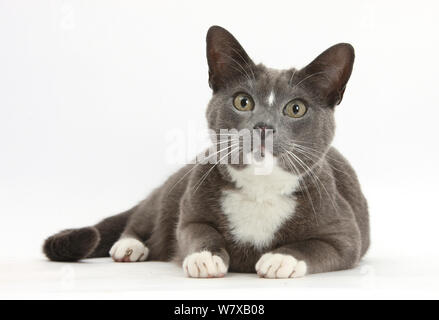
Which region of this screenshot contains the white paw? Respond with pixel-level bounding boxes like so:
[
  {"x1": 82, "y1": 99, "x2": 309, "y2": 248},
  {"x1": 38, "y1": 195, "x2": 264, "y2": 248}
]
[
  {"x1": 255, "y1": 253, "x2": 307, "y2": 278},
  {"x1": 183, "y1": 251, "x2": 228, "y2": 278},
  {"x1": 109, "y1": 238, "x2": 149, "y2": 262}
]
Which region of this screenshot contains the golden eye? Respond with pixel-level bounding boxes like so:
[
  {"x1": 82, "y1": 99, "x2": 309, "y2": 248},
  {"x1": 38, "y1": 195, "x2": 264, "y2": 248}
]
[
  {"x1": 284, "y1": 100, "x2": 307, "y2": 118},
  {"x1": 233, "y1": 93, "x2": 254, "y2": 111}
]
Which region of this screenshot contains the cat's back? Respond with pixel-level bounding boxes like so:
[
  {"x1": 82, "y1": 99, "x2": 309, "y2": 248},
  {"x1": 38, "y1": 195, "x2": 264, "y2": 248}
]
[{"x1": 326, "y1": 147, "x2": 369, "y2": 256}]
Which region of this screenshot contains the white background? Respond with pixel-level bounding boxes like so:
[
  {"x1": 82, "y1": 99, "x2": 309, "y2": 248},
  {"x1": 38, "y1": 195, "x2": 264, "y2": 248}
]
[{"x1": 1, "y1": 0, "x2": 439, "y2": 299}]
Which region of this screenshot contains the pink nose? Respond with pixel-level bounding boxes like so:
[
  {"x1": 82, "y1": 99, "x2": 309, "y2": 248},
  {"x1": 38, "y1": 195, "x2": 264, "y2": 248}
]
[{"x1": 253, "y1": 122, "x2": 275, "y2": 133}]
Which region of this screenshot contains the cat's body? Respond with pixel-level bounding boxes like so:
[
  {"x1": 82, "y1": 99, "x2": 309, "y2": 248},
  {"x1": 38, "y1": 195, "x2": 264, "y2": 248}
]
[{"x1": 44, "y1": 26, "x2": 369, "y2": 278}]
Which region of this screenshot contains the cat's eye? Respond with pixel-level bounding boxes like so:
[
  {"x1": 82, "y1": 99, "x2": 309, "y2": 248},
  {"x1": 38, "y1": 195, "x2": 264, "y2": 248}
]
[
  {"x1": 233, "y1": 93, "x2": 254, "y2": 111},
  {"x1": 283, "y1": 100, "x2": 308, "y2": 118}
]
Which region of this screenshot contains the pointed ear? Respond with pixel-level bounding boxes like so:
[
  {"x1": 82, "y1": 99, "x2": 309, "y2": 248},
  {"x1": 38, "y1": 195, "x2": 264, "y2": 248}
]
[
  {"x1": 206, "y1": 26, "x2": 256, "y2": 92},
  {"x1": 297, "y1": 43, "x2": 355, "y2": 107}
]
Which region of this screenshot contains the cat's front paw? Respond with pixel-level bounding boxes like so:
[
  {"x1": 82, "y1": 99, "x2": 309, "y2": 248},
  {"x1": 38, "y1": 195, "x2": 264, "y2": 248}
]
[
  {"x1": 255, "y1": 253, "x2": 307, "y2": 278},
  {"x1": 109, "y1": 238, "x2": 149, "y2": 262},
  {"x1": 183, "y1": 251, "x2": 228, "y2": 278}
]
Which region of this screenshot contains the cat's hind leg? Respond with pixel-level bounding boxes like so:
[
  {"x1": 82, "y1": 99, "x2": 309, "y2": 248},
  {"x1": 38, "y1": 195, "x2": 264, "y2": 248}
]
[{"x1": 43, "y1": 207, "x2": 135, "y2": 262}]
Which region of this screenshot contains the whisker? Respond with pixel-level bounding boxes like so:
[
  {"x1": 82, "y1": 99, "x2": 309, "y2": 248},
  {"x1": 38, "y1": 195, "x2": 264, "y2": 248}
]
[
  {"x1": 286, "y1": 150, "x2": 323, "y2": 203},
  {"x1": 288, "y1": 69, "x2": 297, "y2": 87},
  {"x1": 167, "y1": 143, "x2": 239, "y2": 194},
  {"x1": 218, "y1": 51, "x2": 253, "y2": 86},
  {"x1": 192, "y1": 145, "x2": 240, "y2": 193},
  {"x1": 292, "y1": 144, "x2": 348, "y2": 171},
  {"x1": 290, "y1": 143, "x2": 346, "y2": 165},
  {"x1": 292, "y1": 71, "x2": 327, "y2": 89},
  {"x1": 229, "y1": 47, "x2": 256, "y2": 81},
  {"x1": 282, "y1": 147, "x2": 319, "y2": 225},
  {"x1": 286, "y1": 148, "x2": 339, "y2": 213}
]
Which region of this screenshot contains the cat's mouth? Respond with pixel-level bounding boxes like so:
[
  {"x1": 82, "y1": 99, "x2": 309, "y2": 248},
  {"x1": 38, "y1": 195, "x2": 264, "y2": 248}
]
[
  {"x1": 253, "y1": 146, "x2": 265, "y2": 162},
  {"x1": 260, "y1": 129, "x2": 267, "y2": 157},
  {"x1": 258, "y1": 139, "x2": 266, "y2": 158},
  {"x1": 252, "y1": 127, "x2": 274, "y2": 160}
]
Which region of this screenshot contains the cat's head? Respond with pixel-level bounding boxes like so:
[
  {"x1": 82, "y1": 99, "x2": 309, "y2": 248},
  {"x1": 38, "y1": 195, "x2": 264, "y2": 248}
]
[{"x1": 205, "y1": 26, "x2": 354, "y2": 173}]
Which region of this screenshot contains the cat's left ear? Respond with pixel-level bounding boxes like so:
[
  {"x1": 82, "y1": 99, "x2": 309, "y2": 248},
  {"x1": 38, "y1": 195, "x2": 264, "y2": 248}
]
[
  {"x1": 206, "y1": 26, "x2": 256, "y2": 92},
  {"x1": 297, "y1": 43, "x2": 355, "y2": 107}
]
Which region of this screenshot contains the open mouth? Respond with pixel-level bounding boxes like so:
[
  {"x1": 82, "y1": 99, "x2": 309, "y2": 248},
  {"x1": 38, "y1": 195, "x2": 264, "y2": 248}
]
[
  {"x1": 260, "y1": 129, "x2": 266, "y2": 157},
  {"x1": 253, "y1": 127, "x2": 274, "y2": 161}
]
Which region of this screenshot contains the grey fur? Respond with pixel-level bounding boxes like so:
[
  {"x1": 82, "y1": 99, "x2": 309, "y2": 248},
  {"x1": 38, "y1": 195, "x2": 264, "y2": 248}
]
[{"x1": 43, "y1": 26, "x2": 369, "y2": 276}]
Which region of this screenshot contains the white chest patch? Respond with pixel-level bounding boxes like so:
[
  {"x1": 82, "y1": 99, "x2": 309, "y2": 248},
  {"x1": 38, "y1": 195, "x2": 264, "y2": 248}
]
[{"x1": 221, "y1": 155, "x2": 300, "y2": 249}]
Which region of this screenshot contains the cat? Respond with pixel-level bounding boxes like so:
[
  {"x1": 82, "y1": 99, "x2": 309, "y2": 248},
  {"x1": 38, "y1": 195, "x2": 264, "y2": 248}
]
[{"x1": 43, "y1": 26, "x2": 369, "y2": 278}]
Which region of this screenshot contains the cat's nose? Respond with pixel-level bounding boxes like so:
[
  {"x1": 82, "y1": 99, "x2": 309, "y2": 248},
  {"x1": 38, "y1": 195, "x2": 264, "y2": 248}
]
[{"x1": 253, "y1": 122, "x2": 276, "y2": 133}]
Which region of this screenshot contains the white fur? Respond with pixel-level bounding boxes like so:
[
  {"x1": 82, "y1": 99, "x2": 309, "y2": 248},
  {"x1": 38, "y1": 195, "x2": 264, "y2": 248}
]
[
  {"x1": 267, "y1": 90, "x2": 275, "y2": 106},
  {"x1": 255, "y1": 253, "x2": 307, "y2": 278},
  {"x1": 221, "y1": 154, "x2": 300, "y2": 249},
  {"x1": 183, "y1": 251, "x2": 228, "y2": 278},
  {"x1": 109, "y1": 238, "x2": 149, "y2": 262}
]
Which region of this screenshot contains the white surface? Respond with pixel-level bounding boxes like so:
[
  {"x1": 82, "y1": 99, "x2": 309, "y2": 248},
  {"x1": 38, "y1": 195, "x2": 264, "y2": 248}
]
[
  {"x1": 1, "y1": 254, "x2": 439, "y2": 299},
  {"x1": 1, "y1": 0, "x2": 439, "y2": 299},
  {"x1": 1, "y1": 184, "x2": 438, "y2": 299}
]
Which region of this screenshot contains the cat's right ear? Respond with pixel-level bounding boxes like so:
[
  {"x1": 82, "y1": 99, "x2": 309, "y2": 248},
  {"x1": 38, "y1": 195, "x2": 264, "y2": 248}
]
[
  {"x1": 296, "y1": 43, "x2": 355, "y2": 107},
  {"x1": 206, "y1": 26, "x2": 255, "y2": 92}
]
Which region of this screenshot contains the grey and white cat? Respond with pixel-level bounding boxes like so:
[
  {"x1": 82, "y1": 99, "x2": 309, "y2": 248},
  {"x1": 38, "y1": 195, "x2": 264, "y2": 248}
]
[{"x1": 43, "y1": 26, "x2": 369, "y2": 278}]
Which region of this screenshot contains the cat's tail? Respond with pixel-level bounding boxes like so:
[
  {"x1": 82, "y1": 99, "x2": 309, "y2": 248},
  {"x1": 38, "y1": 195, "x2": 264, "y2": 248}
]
[{"x1": 43, "y1": 206, "x2": 136, "y2": 262}]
